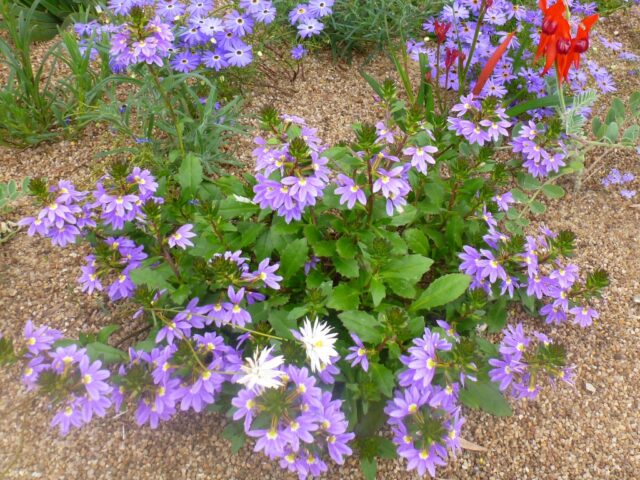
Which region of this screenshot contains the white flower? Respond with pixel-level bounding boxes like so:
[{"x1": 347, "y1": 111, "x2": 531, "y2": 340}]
[
  {"x1": 237, "y1": 346, "x2": 285, "y2": 391},
  {"x1": 296, "y1": 317, "x2": 338, "y2": 372}
]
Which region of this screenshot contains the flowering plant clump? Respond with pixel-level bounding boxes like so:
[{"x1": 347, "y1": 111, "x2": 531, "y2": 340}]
[
  {"x1": 72, "y1": 0, "x2": 335, "y2": 171},
  {"x1": 4, "y1": 0, "x2": 640, "y2": 478}
]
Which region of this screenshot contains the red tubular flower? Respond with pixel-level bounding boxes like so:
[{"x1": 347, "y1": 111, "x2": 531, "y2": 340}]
[
  {"x1": 535, "y1": 0, "x2": 571, "y2": 78},
  {"x1": 558, "y1": 14, "x2": 598, "y2": 80},
  {"x1": 445, "y1": 47, "x2": 464, "y2": 71},
  {"x1": 434, "y1": 20, "x2": 452, "y2": 44}
]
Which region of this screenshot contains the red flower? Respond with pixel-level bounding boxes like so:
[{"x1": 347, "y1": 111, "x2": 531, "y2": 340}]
[
  {"x1": 535, "y1": 0, "x2": 598, "y2": 83},
  {"x1": 434, "y1": 21, "x2": 452, "y2": 44},
  {"x1": 535, "y1": 0, "x2": 572, "y2": 78},
  {"x1": 558, "y1": 14, "x2": 598, "y2": 80}
]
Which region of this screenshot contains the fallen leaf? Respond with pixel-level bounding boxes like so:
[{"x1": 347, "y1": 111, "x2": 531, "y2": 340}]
[{"x1": 459, "y1": 437, "x2": 488, "y2": 452}]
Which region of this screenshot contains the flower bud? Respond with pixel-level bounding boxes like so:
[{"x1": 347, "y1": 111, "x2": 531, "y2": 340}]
[
  {"x1": 556, "y1": 38, "x2": 571, "y2": 54},
  {"x1": 541, "y1": 18, "x2": 558, "y2": 35},
  {"x1": 573, "y1": 38, "x2": 589, "y2": 53}
]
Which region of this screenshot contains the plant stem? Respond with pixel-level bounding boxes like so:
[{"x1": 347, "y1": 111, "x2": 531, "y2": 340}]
[{"x1": 147, "y1": 65, "x2": 185, "y2": 157}]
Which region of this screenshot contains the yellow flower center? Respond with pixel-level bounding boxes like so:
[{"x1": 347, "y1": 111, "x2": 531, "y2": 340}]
[{"x1": 82, "y1": 374, "x2": 92, "y2": 384}]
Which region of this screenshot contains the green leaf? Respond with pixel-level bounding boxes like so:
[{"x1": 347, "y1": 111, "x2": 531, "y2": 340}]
[
  {"x1": 541, "y1": 184, "x2": 565, "y2": 199},
  {"x1": 334, "y1": 257, "x2": 359, "y2": 278},
  {"x1": 485, "y1": 297, "x2": 508, "y2": 332},
  {"x1": 218, "y1": 198, "x2": 259, "y2": 219},
  {"x1": 177, "y1": 153, "x2": 203, "y2": 195},
  {"x1": 404, "y1": 228, "x2": 429, "y2": 255},
  {"x1": 336, "y1": 236, "x2": 357, "y2": 259},
  {"x1": 268, "y1": 310, "x2": 296, "y2": 340},
  {"x1": 604, "y1": 122, "x2": 619, "y2": 143},
  {"x1": 278, "y1": 238, "x2": 308, "y2": 278},
  {"x1": 369, "y1": 363, "x2": 395, "y2": 398},
  {"x1": 222, "y1": 422, "x2": 246, "y2": 454},
  {"x1": 327, "y1": 284, "x2": 360, "y2": 311},
  {"x1": 410, "y1": 274, "x2": 471, "y2": 312},
  {"x1": 96, "y1": 325, "x2": 120, "y2": 344},
  {"x1": 460, "y1": 380, "x2": 512, "y2": 416},
  {"x1": 86, "y1": 342, "x2": 127, "y2": 365},
  {"x1": 370, "y1": 277, "x2": 386, "y2": 307},
  {"x1": 530, "y1": 200, "x2": 546, "y2": 214},
  {"x1": 129, "y1": 263, "x2": 175, "y2": 291},
  {"x1": 380, "y1": 255, "x2": 433, "y2": 282},
  {"x1": 518, "y1": 173, "x2": 541, "y2": 191},
  {"x1": 360, "y1": 457, "x2": 377, "y2": 480},
  {"x1": 338, "y1": 311, "x2": 382, "y2": 343}
]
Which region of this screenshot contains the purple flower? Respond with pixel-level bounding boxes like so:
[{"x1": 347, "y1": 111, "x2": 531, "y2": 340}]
[
  {"x1": 168, "y1": 224, "x2": 196, "y2": 249},
  {"x1": 399, "y1": 329, "x2": 452, "y2": 389},
  {"x1": 171, "y1": 51, "x2": 200, "y2": 73},
  {"x1": 297, "y1": 18, "x2": 324, "y2": 38},
  {"x1": 334, "y1": 175, "x2": 366, "y2": 209},
  {"x1": 79, "y1": 356, "x2": 112, "y2": 400},
  {"x1": 569, "y1": 306, "x2": 599, "y2": 327},
  {"x1": 242, "y1": 258, "x2": 283, "y2": 289},
  {"x1": 23, "y1": 320, "x2": 62, "y2": 356},
  {"x1": 403, "y1": 144, "x2": 438, "y2": 174},
  {"x1": 223, "y1": 286, "x2": 252, "y2": 327},
  {"x1": 492, "y1": 191, "x2": 515, "y2": 212},
  {"x1": 345, "y1": 334, "x2": 368, "y2": 372},
  {"x1": 224, "y1": 42, "x2": 253, "y2": 67},
  {"x1": 291, "y1": 44, "x2": 307, "y2": 60}
]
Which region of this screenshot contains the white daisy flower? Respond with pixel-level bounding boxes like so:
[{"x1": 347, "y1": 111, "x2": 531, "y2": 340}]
[
  {"x1": 295, "y1": 317, "x2": 338, "y2": 372},
  {"x1": 237, "y1": 346, "x2": 285, "y2": 391}
]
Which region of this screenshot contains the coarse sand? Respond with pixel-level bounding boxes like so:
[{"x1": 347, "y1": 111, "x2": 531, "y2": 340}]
[{"x1": 1, "y1": 7, "x2": 639, "y2": 480}]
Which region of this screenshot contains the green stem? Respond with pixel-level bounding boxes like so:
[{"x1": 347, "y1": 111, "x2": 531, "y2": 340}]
[{"x1": 147, "y1": 65, "x2": 185, "y2": 157}]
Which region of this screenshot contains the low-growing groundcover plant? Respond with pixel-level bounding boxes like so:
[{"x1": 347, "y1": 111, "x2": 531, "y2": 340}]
[
  {"x1": 70, "y1": 0, "x2": 334, "y2": 171},
  {"x1": 2, "y1": 0, "x2": 640, "y2": 478}
]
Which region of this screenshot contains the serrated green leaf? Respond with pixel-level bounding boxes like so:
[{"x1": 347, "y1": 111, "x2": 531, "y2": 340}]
[
  {"x1": 369, "y1": 363, "x2": 395, "y2": 398},
  {"x1": 380, "y1": 255, "x2": 433, "y2": 282},
  {"x1": 278, "y1": 238, "x2": 308, "y2": 278},
  {"x1": 460, "y1": 380, "x2": 512, "y2": 416},
  {"x1": 129, "y1": 263, "x2": 174, "y2": 291},
  {"x1": 403, "y1": 228, "x2": 429, "y2": 255},
  {"x1": 334, "y1": 257, "x2": 359, "y2": 278},
  {"x1": 86, "y1": 342, "x2": 127, "y2": 365},
  {"x1": 410, "y1": 274, "x2": 471, "y2": 312},
  {"x1": 327, "y1": 284, "x2": 360, "y2": 311},
  {"x1": 218, "y1": 198, "x2": 259, "y2": 219},
  {"x1": 338, "y1": 310, "x2": 382, "y2": 343},
  {"x1": 336, "y1": 236, "x2": 357, "y2": 259}
]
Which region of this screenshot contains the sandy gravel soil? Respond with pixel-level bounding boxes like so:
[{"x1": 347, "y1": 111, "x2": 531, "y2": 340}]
[{"x1": 1, "y1": 7, "x2": 640, "y2": 480}]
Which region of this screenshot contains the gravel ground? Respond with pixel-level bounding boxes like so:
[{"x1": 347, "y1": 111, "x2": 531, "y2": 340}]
[{"x1": 1, "y1": 8, "x2": 640, "y2": 479}]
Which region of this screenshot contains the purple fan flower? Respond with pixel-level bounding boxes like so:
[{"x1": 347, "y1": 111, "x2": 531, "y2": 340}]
[
  {"x1": 23, "y1": 320, "x2": 62, "y2": 356},
  {"x1": 345, "y1": 334, "x2": 369, "y2": 371},
  {"x1": 569, "y1": 306, "x2": 599, "y2": 327},
  {"x1": 168, "y1": 224, "x2": 196, "y2": 249},
  {"x1": 334, "y1": 175, "x2": 366, "y2": 209},
  {"x1": 403, "y1": 145, "x2": 438, "y2": 174}
]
